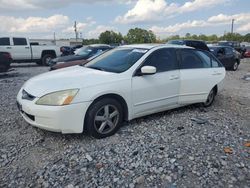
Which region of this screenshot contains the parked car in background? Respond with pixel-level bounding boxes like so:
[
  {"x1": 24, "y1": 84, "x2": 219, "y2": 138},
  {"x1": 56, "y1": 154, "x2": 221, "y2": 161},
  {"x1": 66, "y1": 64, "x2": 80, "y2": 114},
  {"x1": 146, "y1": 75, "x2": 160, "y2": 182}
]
[
  {"x1": 0, "y1": 52, "x2": 12, "y2": 73},
  {"x1": 0, "y1": 37, "x2": 60, "y2": 66},
  {"x1": 60, "y1": 46, "x2": 73, "y2": 56},
  {"x1": 244, "y1": 46, "x2": 250, "y2": 58},
  {"x1": 218, "y1": 41, "x2": 246, "y2": 58},
  {"x1": 167, "y1": 39, "x2": 210, "y2": 51},
  {"x1": 49, "y1": 44, "x2": 112, "y2": 66},
  {"x1": 209, "y1": 46, "x2": 241, "y2": 71},
  {"x1": 60, "y1": 45, "x2": 83, "y2": 56},
  {"x1": 50, "y1": 59, "x2": 88, "y2": 71},
  {"x1": 71, "y1": 45, "x2": 83, "y2": 52},
  {"x1": 50, "y1": 50, "x2": 108, "y2": 71},
  {"x1": 17, "y1": 44, "x2": 225, "y2": 138}
]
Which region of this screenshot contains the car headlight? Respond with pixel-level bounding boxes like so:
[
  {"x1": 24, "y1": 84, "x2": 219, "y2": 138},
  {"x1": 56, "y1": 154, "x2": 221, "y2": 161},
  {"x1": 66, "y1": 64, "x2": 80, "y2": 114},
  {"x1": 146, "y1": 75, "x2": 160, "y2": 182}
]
[{"x1": 36, "y1": 89, "x2": 79, "y2": 106}]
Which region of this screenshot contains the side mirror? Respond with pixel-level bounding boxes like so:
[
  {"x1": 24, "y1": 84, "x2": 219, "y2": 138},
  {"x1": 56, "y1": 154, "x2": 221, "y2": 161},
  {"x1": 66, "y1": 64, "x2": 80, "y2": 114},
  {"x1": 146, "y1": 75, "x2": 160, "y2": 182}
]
[{"x1": 141, "y1": 66, "x2": 156, "y2": 75}]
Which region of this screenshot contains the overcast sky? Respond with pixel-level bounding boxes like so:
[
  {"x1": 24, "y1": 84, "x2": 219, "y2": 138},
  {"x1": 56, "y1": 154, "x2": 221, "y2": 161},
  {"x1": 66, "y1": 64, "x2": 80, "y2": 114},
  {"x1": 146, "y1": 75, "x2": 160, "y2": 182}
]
[{"x1": 0, "y1": 0, "x2": 249, "y2": 39}]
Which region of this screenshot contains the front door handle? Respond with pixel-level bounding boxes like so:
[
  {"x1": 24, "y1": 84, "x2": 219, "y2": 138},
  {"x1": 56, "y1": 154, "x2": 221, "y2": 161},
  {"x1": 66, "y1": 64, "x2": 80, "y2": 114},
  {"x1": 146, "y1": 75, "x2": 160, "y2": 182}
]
[
  {"x1": 6, "y1": 47, "x2": 12, "y2": 49},
  {"x1": 25, "y1": 47, "x2": 30, "y2": 49}
]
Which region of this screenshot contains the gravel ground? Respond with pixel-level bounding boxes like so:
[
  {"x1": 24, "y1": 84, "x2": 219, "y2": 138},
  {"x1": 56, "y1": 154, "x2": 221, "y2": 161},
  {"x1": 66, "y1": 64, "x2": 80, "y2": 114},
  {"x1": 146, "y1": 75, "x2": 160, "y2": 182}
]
[{"x1": 0, "y1": 60, "x2": 250, "y2": 188}]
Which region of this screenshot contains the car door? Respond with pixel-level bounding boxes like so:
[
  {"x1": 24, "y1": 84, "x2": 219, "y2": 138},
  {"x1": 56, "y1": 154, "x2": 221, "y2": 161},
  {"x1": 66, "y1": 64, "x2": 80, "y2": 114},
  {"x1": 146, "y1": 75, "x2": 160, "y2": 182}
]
[
  {"x1": 132, "y1": 48, "x2": 180, "y2": 116},
  {"x1": 178, "y1": 49, "x2": 225, "y2": 104},
  {"x1": 12, "y1": 37, "x2": 31, "y2": 60},
  {"x1": 215, "y1": 47, "x2": 228, "y2": 68},
  {"x1": 225, "y1": 47, "x2": 235, "y2": 65}
]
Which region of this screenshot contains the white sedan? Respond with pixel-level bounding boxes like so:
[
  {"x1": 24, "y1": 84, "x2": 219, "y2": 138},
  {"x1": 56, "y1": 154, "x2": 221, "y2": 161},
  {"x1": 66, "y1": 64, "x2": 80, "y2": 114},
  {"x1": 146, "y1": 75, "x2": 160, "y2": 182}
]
[{"x1": 17, "y1": 44, "x2": 225, "y2": 138}]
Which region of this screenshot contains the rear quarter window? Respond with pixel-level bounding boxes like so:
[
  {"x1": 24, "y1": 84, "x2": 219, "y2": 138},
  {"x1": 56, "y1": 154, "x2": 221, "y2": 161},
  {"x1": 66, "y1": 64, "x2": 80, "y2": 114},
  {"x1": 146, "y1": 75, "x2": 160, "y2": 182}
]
[{"x1": 203, "y1": 51, "x2": 224, "y2": 68}]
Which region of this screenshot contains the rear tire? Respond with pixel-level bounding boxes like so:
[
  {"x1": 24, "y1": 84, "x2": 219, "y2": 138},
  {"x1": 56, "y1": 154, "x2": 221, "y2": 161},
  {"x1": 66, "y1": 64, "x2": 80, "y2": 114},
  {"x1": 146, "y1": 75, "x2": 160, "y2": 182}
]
[
  {"x1": 231, "y1": 61, "x2": 239, "y2": 71},
  {"x1": 85, "y1": 98, "x2": 123, "y2": 139},
  {"x1": 203, "y1": 88, "x2": 216, "y2": 107},
  {"x1": 41, "y1": 54, "x2": 55, "y2": 66}
]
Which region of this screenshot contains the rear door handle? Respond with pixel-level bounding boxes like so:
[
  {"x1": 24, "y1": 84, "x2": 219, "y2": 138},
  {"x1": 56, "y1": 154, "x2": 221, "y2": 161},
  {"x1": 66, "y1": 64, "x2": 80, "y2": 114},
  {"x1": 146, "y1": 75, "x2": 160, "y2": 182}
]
[
  {"x1": 6, "y1": 47, "x2": 11, "y2": 49},
  {"x1": 170, "y1": 75, "x2": 179, "y2": 80},
  {"x1": 212, "y1": 71, "x2": 222, "y2": 76}
]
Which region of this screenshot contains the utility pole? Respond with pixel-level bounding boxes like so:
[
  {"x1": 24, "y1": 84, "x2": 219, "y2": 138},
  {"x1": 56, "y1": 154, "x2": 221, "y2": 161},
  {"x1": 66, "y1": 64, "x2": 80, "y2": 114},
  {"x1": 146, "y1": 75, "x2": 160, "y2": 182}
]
[
  {"x1": 74, "y1": 21, "x2": 78, "y2": 42},
  {"x1": 53, "y1": 32, "x2": 56, "y2": 45},
  {"x1": 231, "y1": 19, "x2": 235, "y2": 34}
]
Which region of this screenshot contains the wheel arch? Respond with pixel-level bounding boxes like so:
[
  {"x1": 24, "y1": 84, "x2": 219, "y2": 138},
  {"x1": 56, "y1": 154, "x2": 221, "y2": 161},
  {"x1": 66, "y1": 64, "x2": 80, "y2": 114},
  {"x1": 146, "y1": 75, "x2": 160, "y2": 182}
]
[
  {"x1": 213, "y1": 84, "x2": 218, "y2": 95},
  {"x1": 41, "y1": 50, "x2": 56, "y2": 58},
  {"x1": 84, "y1": 93, "x2": 129, "y2": 131}
]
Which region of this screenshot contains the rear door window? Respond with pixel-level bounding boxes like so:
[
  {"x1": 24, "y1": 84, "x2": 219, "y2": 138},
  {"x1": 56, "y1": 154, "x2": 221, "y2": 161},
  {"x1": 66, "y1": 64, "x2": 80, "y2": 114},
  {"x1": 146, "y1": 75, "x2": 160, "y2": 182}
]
[
  {"x1": 0, "y1": 37, "x2": 10, "y2": 46},
  {"x1": 180, "y1": 49, "x2": 210, "y2": 69},
  {"x1": 13, "y1": 38, "x2": 27, "y2": 46}
]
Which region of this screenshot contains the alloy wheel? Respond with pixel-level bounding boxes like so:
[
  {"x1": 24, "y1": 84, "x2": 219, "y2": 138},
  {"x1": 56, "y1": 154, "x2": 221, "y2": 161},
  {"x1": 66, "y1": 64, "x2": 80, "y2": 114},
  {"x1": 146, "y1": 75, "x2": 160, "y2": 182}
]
[
  {"x1": 45, "y1": 57, "x2": 52, "y2": 65},
  {"x1": 94, "y1": 104, "x2": 120, "y2": 134},
  {"x1": 233, "y1": 62, "x2": 238, "y2": 71},
  {"x1": 204, "y1": 89, "x2": 215, "y2": 107}
]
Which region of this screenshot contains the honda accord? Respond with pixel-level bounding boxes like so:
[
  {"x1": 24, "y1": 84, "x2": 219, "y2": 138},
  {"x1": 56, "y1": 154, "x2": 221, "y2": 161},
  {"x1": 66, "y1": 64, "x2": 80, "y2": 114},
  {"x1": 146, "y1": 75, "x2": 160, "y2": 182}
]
[{"x1": 17, "y1": 44, "x2": 225, "y2": 138}]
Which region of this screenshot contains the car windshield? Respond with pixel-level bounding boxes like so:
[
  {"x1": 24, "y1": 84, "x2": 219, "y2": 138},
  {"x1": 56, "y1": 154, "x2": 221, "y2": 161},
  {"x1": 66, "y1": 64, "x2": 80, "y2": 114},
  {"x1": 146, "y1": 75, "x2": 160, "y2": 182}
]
[
  {"x1": 218, "y1": 42, "x2": 230, "y2": 45},
  {"x1": 85, "y1": 48, "x2": 148, "y2": 73},
  {"x1": 75, "y1": 46, "x2": 94, "y2": 56},
  {"x1": 218, "y1": 42, "x2": 240, "y2": 47}
]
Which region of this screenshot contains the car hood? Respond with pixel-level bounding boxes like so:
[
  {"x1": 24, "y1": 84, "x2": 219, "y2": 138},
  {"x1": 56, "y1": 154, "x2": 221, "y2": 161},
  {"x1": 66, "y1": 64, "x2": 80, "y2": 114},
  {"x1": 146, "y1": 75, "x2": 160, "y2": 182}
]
[
  {"x1": 52, "y1": 54, "x2": 88, "y2": 63},
  {"x1": 22, "y1": 66, "x2": 119, "y2": 97},
  {"x1": 51, "y1": 60, "x2": 88, "y2": 71}
]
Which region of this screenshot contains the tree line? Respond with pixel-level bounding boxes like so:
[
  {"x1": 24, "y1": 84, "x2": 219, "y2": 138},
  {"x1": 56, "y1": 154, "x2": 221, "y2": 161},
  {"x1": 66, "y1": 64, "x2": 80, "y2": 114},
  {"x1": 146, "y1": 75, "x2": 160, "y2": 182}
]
[
  {"x1": 166, "y1": 32, "x2": 250, "y2": 43},
  {"x1": 82, "y1": 27, "x2": 250, "y2": 45},
  {"x1": 82, "y1": 28, "x2": 156, "y2": 45}
]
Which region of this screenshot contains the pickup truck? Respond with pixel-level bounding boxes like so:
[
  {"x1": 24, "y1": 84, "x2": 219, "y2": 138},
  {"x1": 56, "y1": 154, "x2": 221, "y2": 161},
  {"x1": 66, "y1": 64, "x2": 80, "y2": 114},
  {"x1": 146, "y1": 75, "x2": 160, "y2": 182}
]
[{"x1": 0, "y1": 37, "x2": 60, "y2": 65}]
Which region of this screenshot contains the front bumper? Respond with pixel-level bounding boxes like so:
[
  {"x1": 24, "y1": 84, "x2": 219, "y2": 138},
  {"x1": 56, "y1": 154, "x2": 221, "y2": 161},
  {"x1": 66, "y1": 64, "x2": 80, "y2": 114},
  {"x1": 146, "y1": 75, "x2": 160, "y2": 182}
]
[{"x1": 17, "y1": 92, "x2": 91, "y2": 134}]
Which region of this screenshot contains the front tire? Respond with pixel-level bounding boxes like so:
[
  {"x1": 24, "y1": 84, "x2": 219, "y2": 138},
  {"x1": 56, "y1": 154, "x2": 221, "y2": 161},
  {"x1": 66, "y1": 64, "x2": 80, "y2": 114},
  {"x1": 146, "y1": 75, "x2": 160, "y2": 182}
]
[
  {"x1": 85, "y1": 98, "x2": 123, "y2": 139},
  {"x1": 41, "y1": 54, "x2": 54, "y2": 66},
  {"x1": 203, "y1": 88, "x2": 216, "y2": 107}
]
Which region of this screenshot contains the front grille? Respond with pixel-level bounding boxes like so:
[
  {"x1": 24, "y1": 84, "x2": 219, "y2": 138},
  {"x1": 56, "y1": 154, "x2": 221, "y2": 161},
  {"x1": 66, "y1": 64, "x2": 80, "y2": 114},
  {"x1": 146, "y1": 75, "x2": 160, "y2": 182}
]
[{"x1": 22, "y1": 90, "x2": 35, "y2": 101}]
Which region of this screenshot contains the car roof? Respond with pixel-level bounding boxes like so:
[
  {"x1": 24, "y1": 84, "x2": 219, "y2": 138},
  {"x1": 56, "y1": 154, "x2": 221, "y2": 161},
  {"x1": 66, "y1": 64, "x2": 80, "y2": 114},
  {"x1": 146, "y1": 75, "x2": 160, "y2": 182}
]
[
  {"x1": 120, "y1": 43, "x2": 193, "y2": 50},
  {"x1": 169, "y1": 39, "x2": 205, "y2": 42},
  {"x1": 210, "y1": 45, "x2": 234, "y2": 49},
  {"x1": 89, "y1": 44, "x2": 111, "y2": 47},
  {"x1": 219, "y1": 41, "x2": 239, "y2": 43}
]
